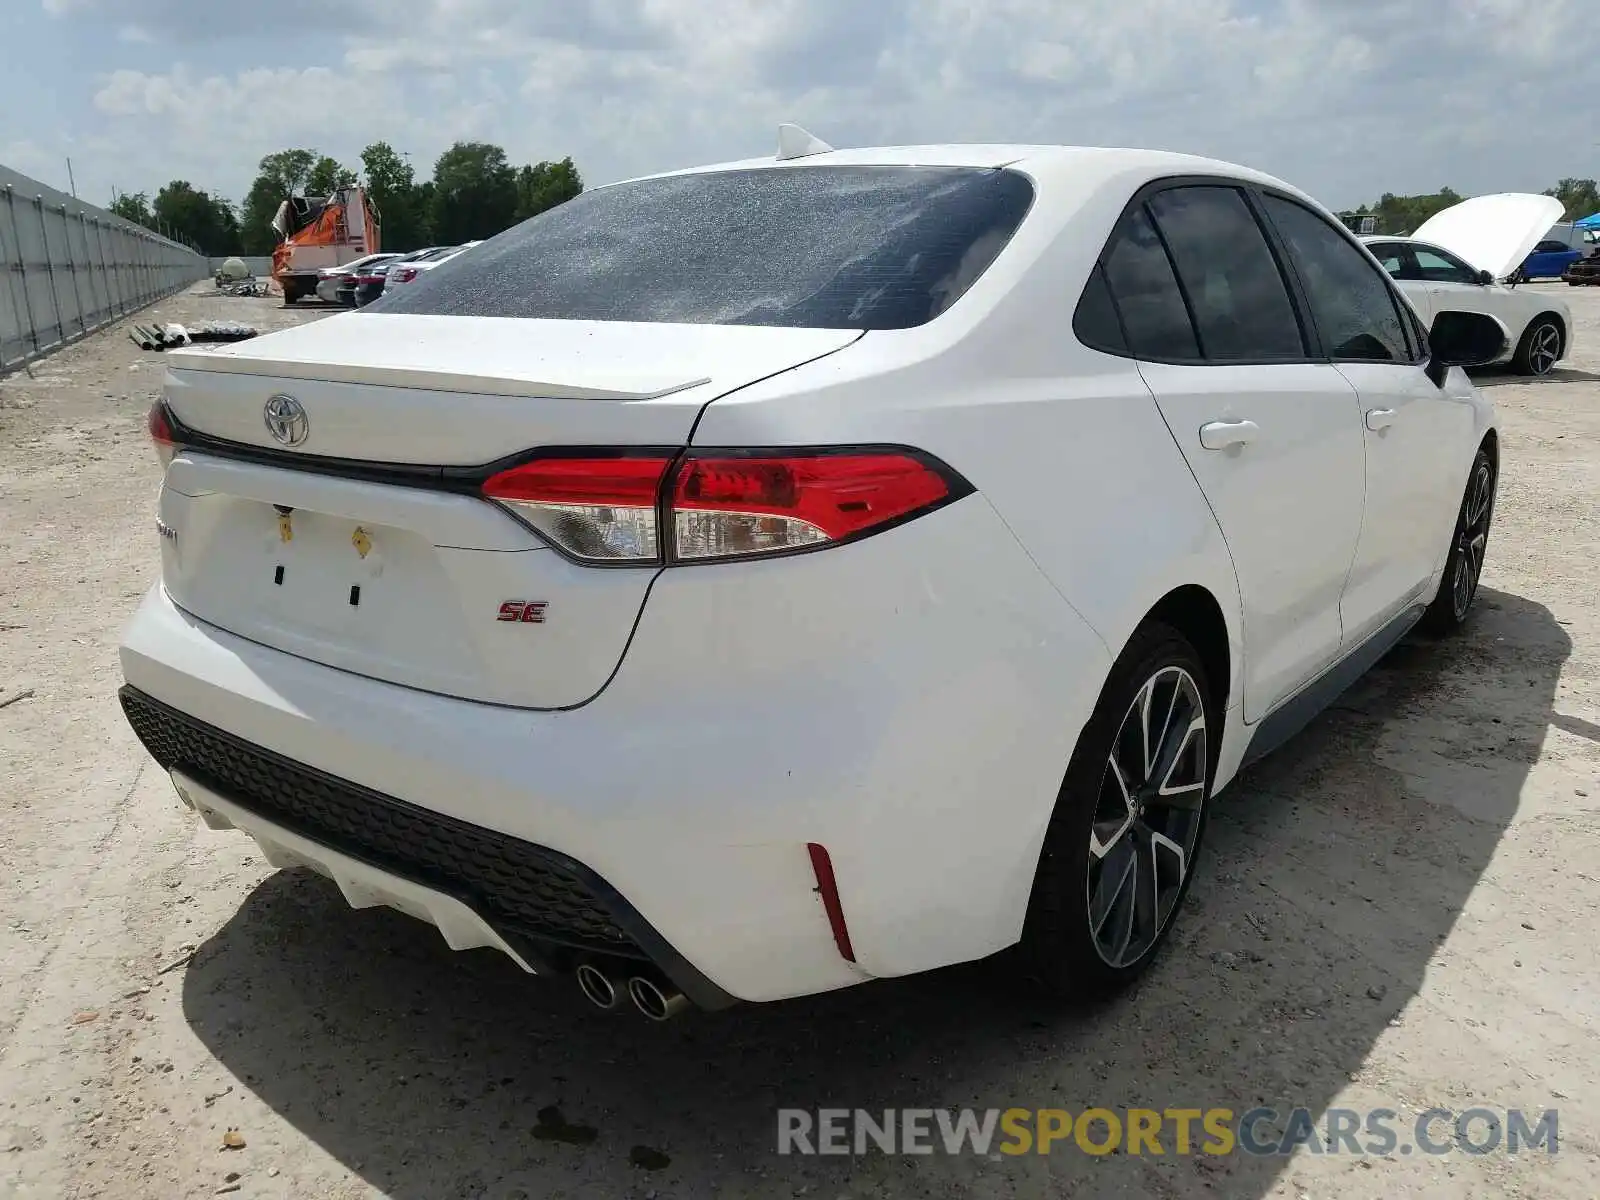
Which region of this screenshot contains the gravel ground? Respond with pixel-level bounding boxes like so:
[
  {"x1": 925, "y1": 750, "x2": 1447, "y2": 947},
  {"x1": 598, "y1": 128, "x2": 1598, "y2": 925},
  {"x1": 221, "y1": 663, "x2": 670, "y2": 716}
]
[{"x1": 1, "y1": 281, "x2": 1597, "y2": 1199}]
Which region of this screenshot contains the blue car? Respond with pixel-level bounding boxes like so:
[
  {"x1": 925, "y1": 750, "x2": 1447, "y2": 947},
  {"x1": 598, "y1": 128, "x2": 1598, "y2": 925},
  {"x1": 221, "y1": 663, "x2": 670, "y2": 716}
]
[{"x1": 1520, "y1": 237, "x2": 1585, "y2": 280}]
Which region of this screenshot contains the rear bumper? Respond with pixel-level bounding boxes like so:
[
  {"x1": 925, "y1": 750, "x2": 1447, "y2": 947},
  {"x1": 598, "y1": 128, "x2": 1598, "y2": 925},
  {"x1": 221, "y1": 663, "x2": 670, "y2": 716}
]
[
  {"x1": 128, "y1": 703, "x2": 735, "y2": 1008},
  {"x1": 119, "y1": 496, "x2": 1108, "y2": 1003},
  {"x1": 120, "y1": 589, "x2": 854, "y2": 1003}
]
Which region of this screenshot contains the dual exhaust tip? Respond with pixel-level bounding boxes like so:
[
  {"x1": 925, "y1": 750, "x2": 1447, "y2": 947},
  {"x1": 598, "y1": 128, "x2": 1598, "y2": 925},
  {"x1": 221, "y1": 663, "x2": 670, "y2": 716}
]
[{"x1": 575, "y1": 961, "x2": 688, "y2": 1022}]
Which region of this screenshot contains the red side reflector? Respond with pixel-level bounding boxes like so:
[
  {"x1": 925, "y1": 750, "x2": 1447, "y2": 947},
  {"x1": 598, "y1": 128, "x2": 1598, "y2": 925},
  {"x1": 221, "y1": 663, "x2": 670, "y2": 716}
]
[{"x1": 806, "y1": 842, "x2": 856, "y2": 963}]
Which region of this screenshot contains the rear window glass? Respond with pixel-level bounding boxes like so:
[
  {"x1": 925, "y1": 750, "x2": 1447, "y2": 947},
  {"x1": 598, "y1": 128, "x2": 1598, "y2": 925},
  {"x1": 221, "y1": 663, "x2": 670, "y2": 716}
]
[{"x1": 372, "y1": 166, "x2": 1035, "y2": 329}]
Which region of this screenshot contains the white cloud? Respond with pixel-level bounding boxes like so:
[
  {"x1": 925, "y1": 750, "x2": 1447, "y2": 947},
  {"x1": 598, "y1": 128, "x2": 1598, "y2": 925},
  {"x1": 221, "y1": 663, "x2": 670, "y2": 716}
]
[{"x1": 31, "y1": 0, "x2": 1600, "y2": 215}]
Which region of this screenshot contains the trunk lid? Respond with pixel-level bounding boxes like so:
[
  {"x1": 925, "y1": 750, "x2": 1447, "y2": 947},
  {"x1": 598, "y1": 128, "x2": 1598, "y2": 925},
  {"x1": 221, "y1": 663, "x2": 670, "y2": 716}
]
[
  {"x1": 1411, "y1": 193, "x2": 1566, "y2": 281},
  {"x1": 158, "y1": 315, "x2": 859, "y2": 708}
]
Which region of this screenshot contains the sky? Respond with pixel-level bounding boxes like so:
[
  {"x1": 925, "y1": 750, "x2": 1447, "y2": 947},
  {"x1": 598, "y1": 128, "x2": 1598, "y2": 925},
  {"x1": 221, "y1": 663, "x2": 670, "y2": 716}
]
[{"x1": 0, "y1": 0, "x2": 1595, "y2": 217}]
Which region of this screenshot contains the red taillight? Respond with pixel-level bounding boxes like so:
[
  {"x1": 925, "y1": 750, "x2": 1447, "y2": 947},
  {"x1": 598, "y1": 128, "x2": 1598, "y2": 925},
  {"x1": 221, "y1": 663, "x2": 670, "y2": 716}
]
[
  {"x1": 482, "y1": 448, "x2": 964, "y2": 566},
  {"x1": 147, "y1": 401, "x2": 179, "y2": 468},
  {"x1": 672, "y1": 452, "x2": 951, "y2": 561},
  {"x1": 391, "y1": 267, "x2": 419, "y2": 284},
  {"x1": 354, "y1": 274, "x2": 382, "y2": 285},
  {"x1": 481, "y1": 455, "x2": 672, "y2": 562}
]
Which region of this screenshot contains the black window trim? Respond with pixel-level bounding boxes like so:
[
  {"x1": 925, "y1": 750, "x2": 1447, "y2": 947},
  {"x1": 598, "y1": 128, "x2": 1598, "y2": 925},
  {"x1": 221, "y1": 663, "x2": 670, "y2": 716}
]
[
  {"x1": 1078, "y1": 174, "x2": 1430, "y2": 369},
  {"x1": 1081, "y1": 175, "x2": 1319, "y2": 367}
]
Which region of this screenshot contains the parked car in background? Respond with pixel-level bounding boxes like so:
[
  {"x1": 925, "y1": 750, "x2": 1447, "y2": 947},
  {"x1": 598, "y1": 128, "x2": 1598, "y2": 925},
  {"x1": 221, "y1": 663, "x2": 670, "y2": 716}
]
[
  {"x1": 1362, "y1": 193, "x2": 1571, "y2": 376},
  {"x1": 381, "y1": 241, "x2": 483, "y2": 292},
  {"x1": 314, "y1": 253, "x2": 401, "y2": 306},
  {"x1": 124, "y1": 135, "x2": 1507, "y2": 1016},
  {"x1": 352, "y1": 246, "x2": 451, "y2": 307},
  {"x1": 1519, "y1": 237, "x2": 1585, "y2": 281},
  {"x1": 1563, "y1": 253, "x2": 1600, "y2": 285}
]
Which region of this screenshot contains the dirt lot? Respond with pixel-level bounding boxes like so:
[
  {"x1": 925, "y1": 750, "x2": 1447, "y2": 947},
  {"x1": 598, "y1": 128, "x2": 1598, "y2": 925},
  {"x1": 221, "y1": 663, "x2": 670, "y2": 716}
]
[{"x1": 1, "y1": 282, "x2": 1597, "y2": 1199}]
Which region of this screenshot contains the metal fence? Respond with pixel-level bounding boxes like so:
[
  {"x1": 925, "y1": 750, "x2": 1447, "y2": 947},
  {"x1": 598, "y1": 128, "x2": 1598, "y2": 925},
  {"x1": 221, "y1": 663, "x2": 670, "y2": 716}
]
[{"x1": 0, "y1": 162, "x2": 207, "y2": 374}]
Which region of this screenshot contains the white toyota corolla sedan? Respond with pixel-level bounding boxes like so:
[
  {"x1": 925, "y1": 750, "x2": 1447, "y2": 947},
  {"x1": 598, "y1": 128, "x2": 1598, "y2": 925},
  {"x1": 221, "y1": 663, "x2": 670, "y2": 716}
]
[{"x1": 119, "y1": 132, "x2": 1507, "y2": 1018}]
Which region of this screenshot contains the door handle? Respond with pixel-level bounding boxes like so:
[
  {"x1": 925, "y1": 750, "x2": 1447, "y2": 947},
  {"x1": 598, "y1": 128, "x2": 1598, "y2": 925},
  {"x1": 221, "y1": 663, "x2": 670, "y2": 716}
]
[
  {"x1": 1365, "y1": 407, "x2": 1398, "y2": 432},
  {"x1": 1198, "y1": 419, "x2": 1260, "y2": 450}
]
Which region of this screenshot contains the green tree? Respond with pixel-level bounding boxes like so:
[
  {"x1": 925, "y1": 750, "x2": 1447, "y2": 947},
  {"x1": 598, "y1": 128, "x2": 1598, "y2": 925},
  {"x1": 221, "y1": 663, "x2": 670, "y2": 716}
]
[
  {"x1": 514, "y1": 156, "x2": 584, "y2": 222},
  {"x1": 306, "y1": 155, "x2": 357, "y2": 196},
  {"x1": 152, "y1": 180, "x2": 240, "y2": 255},
  {"x1": 361, "y1": 140, "x2": 429, "y2": 251},
  {"x1": 239, "y1": 148, "x2": 318, "y2": 255},
  {"x1": 1366, "y1": 187, "x2": 1463, "y2": 235},
  {"x1": 429, "y1": 141, "x2": 518, "y2": 244},
  {"x1": 109, "y1": 191, "x2": 155, "y2": 231},
  {"x1": 1544, "y1": 178, "x2": 1600, "y2": 221}
]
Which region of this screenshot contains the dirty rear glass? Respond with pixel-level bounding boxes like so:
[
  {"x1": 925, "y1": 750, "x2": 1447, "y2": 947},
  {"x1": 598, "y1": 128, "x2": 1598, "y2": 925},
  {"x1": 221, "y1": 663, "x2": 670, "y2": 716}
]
[{"x1": 371, "y1": 166, "x2": 1035, "y2": 330}]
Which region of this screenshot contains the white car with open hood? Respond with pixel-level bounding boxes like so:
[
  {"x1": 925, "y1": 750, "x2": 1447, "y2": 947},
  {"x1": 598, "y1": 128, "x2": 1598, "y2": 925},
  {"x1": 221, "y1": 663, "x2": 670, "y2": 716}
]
[
  {"x1": 1363, "y1": 192, "x2": 1571, "y2": 376},
  {"x1": 120, "y1": 128, "x2": 1507, "y2": 1018}
]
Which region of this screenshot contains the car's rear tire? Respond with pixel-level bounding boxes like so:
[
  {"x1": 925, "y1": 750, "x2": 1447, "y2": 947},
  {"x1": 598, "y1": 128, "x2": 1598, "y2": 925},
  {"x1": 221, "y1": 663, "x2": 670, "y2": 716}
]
[
  {"x1": 1420, "y1": 447, "x2": 1495, "y2": 636},
  {"x1": 1512, "y1": 318, "x2": 1562, "y2": 376},
  {"x1": 1019, "y1": 621, "x2": 1215, "y2": 1000}
]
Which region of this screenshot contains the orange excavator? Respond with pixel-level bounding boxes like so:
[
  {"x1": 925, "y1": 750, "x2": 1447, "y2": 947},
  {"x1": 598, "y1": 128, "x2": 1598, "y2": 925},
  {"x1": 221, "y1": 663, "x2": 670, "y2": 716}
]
[{"x1": 271, "y1": 185, "x2": 380, "y2": 304}]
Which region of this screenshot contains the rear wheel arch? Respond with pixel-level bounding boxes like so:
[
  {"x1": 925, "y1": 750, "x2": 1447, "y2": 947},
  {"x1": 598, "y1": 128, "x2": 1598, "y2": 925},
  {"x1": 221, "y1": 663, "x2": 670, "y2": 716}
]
[{"x1": 1140, "y1": 585, "x2": 1232, "y2": 723}]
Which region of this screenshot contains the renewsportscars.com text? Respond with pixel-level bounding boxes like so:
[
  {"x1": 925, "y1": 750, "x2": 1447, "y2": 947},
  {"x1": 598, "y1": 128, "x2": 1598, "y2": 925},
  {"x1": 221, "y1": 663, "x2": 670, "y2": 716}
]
[{"x1": 776, "y1": 1106, "x2": 1558, "y2": 1158}]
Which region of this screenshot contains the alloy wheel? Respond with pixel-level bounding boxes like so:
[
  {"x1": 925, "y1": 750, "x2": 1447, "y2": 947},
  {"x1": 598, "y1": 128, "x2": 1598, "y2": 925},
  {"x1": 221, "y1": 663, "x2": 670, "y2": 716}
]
[
  {"x1": 1528, "y1": 323, "x2": 1560, "y2": 376},
  {"x1": 1452, "y1": 459, "x2": 1494, "y2": 619},
  {"x1": 1086, "y1": 666, "x2": 1208, "y2": 969}
]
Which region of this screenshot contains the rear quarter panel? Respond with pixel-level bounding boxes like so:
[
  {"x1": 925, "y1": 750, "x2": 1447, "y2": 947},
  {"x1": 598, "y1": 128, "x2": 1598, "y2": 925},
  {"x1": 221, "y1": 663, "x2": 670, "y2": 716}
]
[{"x1": 691, "y1": 158, "x2": 1248, "y2": 782}]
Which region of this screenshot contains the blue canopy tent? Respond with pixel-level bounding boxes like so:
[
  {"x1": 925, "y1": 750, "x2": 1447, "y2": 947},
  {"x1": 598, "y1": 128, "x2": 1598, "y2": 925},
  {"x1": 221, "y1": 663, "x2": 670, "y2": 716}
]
[{"x1": 1575, "y1": 213, "x2": 1600, "y2": 229}]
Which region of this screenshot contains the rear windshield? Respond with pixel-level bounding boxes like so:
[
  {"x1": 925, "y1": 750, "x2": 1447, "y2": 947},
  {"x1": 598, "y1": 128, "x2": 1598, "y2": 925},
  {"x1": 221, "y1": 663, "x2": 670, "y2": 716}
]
[{"x1": 371, "y1": 165, "x2": 1035, "y2": 330}]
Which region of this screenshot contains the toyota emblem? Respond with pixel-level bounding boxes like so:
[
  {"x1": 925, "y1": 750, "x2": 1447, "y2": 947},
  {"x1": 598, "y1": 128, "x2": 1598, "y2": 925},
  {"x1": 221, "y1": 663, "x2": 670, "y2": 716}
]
[{"x1": 263, "y1": 394, "x2": 309, "y2": 447}]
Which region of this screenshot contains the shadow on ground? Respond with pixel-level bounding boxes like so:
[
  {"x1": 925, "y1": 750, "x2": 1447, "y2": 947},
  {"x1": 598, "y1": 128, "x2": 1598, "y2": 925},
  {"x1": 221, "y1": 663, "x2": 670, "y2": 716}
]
[
  {"x1": 1470, "y1": 364, "x2": 1600, "y2": 386},
  {"x1": 182, "y1": 588, "x2": 1568, "y2": 1198}
]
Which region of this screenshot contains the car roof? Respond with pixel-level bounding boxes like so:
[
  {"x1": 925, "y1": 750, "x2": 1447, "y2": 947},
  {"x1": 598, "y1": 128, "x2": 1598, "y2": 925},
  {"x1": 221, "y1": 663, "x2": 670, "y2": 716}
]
[{"x1": 608, "y1": 144, "x2": 1306, "y2": 200}]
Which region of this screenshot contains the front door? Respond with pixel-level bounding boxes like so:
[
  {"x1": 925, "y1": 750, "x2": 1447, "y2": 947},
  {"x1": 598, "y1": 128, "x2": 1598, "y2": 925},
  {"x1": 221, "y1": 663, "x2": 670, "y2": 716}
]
[
  {"x1": 1335, "y1": 360, "x2": 1478, "y2": 644},
  {"x1": 1256, "y1": 198, "x2": 1475, "y2": 651}
]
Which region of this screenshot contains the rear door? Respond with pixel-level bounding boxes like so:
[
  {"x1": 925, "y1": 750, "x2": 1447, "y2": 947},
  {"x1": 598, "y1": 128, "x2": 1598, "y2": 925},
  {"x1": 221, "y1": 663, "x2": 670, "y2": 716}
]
[
  {"x1": 1100, "y1": 183, "x2": 1368, "y2": 721},
  {"x1": 1259, "y1": 197, "x2": 1477, "y2": 646}
]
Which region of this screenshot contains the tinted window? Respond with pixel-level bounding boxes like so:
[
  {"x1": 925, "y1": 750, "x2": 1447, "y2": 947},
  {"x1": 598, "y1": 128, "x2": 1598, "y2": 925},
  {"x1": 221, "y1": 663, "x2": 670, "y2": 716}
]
[
  {"x1": 1262, "y1": 196, "x2": 1413, "y2": 362},
  {"x1": 1072, "y1": 262, "x2": 1127, "y2": 354},
  {"x1": 1533, "y1": 239, "x2": 1569, "y2": 254},
  {"x1": 1413, "y1": 246, "x2": 1478, "y2": 284},
  {"x1": 374, "y1": 166, "x2": 1034, "y2": 330},
  {"x1": 1146, "y1": 187, "x2": 1304, "y2": 360},
  {"x1": 1366, "y1": 242, "x2": 1409, "y2": 278},
  {"x1": 1101, "y1": 206, "x2": 1200, "y2": 359}
]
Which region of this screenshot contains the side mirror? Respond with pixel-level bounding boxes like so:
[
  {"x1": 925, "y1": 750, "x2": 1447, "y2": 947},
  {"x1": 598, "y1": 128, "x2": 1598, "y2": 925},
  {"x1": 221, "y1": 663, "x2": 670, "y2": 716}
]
[
  {"x1": 1476, "y1": 269, "x2": 1495, "y2": 286},
  {"x1": 1425, "y1": 310, "x2": 1506, "y2": 386}
]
